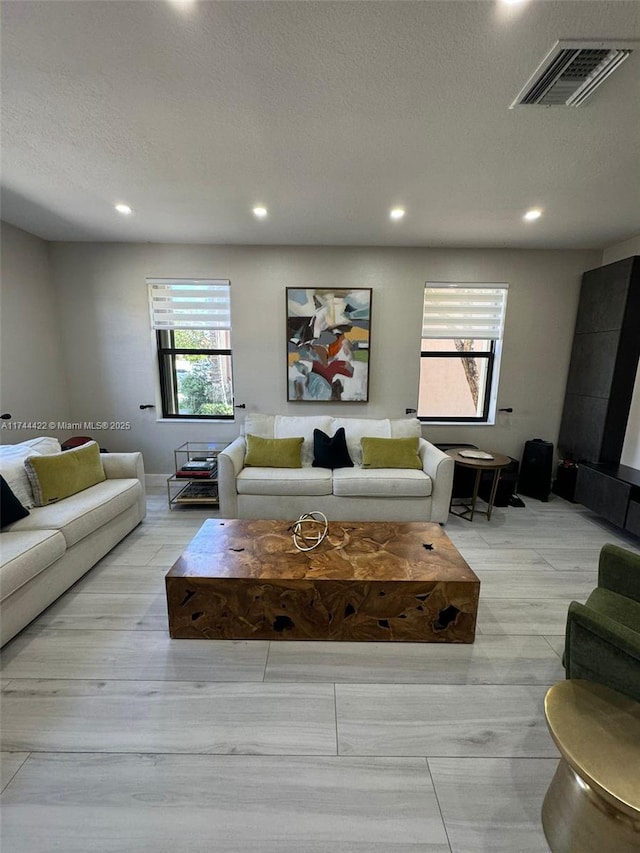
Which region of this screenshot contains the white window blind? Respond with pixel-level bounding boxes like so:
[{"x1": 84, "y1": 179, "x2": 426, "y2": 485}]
[
  {"x1": 148, "y1": 279, "x2": 231, "y2": 330},
  {"x1": 422, "y1": 283, "x2": 509, "y2": 340}
]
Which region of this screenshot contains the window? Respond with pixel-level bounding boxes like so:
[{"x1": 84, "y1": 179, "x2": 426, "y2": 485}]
[
  {"x1": 148, "y1": 279, "x2": 234, "y2": 419},
  {"x1": 418, "y1": 283, "x2": 508, "y2": 423}
]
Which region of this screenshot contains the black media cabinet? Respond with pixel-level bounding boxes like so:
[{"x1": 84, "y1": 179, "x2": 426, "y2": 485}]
[{"x1": 575, "y1": 462, "x2": 640, "y2": 537}]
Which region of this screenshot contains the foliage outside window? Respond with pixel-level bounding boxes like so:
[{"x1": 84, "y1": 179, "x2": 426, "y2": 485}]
[
  {"x1": 148, "y1": 279, "x2": 234, "y2": 419},
  {"x1": 418, "y1": 283, "x2": 508, "y2": 423}
]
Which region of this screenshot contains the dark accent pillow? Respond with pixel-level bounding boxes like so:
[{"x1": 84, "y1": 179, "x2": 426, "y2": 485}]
[
  {"x1": 312, "y1": 428, "x2": 354, "y2": 469},
  {"x1": 0, "y1": 474, "x2": 30, "y2": 528}
]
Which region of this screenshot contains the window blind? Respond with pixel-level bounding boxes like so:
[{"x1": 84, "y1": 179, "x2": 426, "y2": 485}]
[
  {"x1": 422, "y1": 283, "x2": 509, "y2": 340},
  {"x1": 148, "y1": 279, "x2": 231, "y2": 330}
]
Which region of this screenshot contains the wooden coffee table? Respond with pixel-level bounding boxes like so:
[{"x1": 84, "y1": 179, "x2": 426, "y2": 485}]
[{"x1": 165, "y1": 519, "x2": 479, "y2": 642}]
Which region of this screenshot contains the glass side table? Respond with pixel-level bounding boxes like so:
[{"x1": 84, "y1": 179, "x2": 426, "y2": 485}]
[{"x1": 167, "y1": 441, "x2": 229, "y2": 510}]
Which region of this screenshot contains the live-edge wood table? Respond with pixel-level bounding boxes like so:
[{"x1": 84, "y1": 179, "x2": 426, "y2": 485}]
[
  {"x1": 165, "y1": 518, "x2": 480, "y2": 642},
  {"x1": 445, "y1": 449, "x2": 512, "y2": 522}
]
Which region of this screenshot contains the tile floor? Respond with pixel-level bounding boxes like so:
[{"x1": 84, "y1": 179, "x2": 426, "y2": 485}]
[{"x1": 1, "y1": 491, "x2": 639, "y2": 852}]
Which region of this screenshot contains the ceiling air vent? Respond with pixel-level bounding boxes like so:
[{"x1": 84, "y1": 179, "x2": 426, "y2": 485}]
[{"x1": 511, "y1": 40, "x2": 636, "y2": 107}]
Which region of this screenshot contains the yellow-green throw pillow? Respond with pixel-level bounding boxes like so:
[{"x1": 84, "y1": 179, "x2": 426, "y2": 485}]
[
  {"x1": 361, "y1": 436, "x2": 422, "y2": 469},
  {"x1": 244, "y1": 434, "x2": 303, "y2": 468},
  {"x1": 24, "y1": 441, "x2": 106, "y2": 506}
]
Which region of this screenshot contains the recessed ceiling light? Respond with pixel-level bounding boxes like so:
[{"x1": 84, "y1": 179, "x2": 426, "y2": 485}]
[
  {"x1": 524, "y1": 208, "x2": 542, "y2": 221},
  {"x1": 253, "y1": 206, "x2": 268, "y2": 219},
  {"x1": 115, "y1": 203, "x2": 132, "y2": 215},
  {"x1": 390, "y1": 207, "x2": 405, "y2": 220}
]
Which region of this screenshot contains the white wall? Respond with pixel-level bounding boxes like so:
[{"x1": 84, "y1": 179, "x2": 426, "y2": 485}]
[
  {"x1": 0, "y1": 223, "x2": 70, "y2": 443},
  {"x1": 602, "y1": 234, "x2": 640, "y2": 265},
  {"x1": 47, "y1": 242, "x2": 598, "y2": 473}
]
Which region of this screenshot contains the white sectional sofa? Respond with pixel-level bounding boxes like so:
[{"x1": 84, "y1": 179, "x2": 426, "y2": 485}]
[
  {"x1": 0, "y1": 438, "x2": 146, "y2": 647},
  {"x1": 218, "y1": 414, "x2": 454, "y2": 523}
]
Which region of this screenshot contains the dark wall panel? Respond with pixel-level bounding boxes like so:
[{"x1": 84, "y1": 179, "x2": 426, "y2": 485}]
[
  {"x1": 575, "y1": 258, "x2": 633, "y2": 334},
  {"x1": 558, "y1": 256, "x2": 639, "y2": 464},
  {"x1": 558, "y1": 394, "x2": 608, "y2": 461},
  {"x1": 565, "y1": 331, "x2": 619, "y2": 399}
]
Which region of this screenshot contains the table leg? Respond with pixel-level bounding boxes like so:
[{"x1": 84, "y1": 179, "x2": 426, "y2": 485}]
[
  {"x1": 469, "y1": 468, "x2": 482, "y2": 522},
  {"x1": 486, "y1": 468, "x2": 502, "y2": 521}
]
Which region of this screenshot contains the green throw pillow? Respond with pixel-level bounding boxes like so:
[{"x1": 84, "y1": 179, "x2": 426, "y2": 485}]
[
  {"x1": 361, "y1": 436, "x2": 422, "y2": 469},
  {"x1": 244, "y1": 434, "x2": 303, "y2": 468},
  {"x1": 25, "y1": 441, "x2": 106, "y2": 506}
]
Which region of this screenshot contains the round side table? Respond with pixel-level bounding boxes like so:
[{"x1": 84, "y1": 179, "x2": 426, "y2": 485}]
[
  {"x1": 542, "y1": 679, "x2": 640, "y2": 853},
  {"x1": 445, "y1": 449, "x2": 511, "y2": 521}
]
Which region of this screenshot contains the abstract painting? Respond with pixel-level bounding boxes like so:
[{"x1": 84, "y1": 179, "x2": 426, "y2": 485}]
[{"x1": 286, "y1": 288, "x2": 372, "y2": 402}]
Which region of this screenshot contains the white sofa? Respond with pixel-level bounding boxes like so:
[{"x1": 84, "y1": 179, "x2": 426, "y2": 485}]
[
  {"x1": 218, "y1": 415, "x2": 454, "y2": 523},
  {"x1": 0, "y1": 439, "x2": 146, "y2": 647}
]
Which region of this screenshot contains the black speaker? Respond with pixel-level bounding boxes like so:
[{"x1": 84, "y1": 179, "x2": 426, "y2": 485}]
[{"x1": 518, "y1": 439, "x2": 553, "y2": 501}]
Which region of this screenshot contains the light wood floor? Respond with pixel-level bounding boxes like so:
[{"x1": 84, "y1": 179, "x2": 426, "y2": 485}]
[{"x1": 2, "y1": 491, "x2": 639, "y2": 852}]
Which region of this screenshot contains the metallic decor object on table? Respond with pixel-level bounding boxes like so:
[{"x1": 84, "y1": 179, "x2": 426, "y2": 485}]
[{"x1": 292, "y1": 511, "x2": 329, "y2": 552}]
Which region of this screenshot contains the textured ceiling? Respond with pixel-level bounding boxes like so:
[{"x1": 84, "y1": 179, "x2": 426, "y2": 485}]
[{"x1": 1, "y1": 0, "x2": 639, "y2": 248}]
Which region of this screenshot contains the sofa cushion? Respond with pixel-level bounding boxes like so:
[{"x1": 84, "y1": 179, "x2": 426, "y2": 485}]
[
  {"x1": 0, "y1": 445, "x2": 41, "y2": 509},
  {"x1": 4, "y1": 478, "x2": 143, "y2": 548},
  {"x1": 390, "y1": 418, "x2": 422, "y2": 438},
  {"x1": 237, "y1": 466, "x2": 333, "y2": 496},
  {"x1": 25, "y1": 441, "x2": 106, "y2": 506},
  {"x1": 245, "y1": 435, "x2": 303, "y2": 468},
  {"x1": 0, "y1": 476, "x2": 30, "y2": 528},
  {"x1": 0, "y1": 529, "x2": 67, "y2": 602},
  {"x1": 274, "y1": 416, "x2": 332, "y2": 466},
  {"x1": 242, "y1": 416, "x2": 412, "y2": 467},
  {"x1": 243, "y1": 413, "x2": 276, "y2": 439},
  {"x1": 0, "y1": 437, "x2": 62, "y2": 508},
  {"x1": 333, "y1": 467, "x2": 433, "y2": 498},
  {"x1": 21, "y1": 437, "x2": 62, "y2": 455},
  {"x1": 313, "y1": 428, "x2": 354, "y2": 470},
  {"x1": 331, "y1": 418, "x2": 391, "y2": 465},
  {"x1": 361, "y1": 436, "x2": 423, "y2": 469}
]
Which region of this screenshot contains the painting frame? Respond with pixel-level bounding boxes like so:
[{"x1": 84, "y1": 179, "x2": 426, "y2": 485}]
[{"x1": 286, "y1": 287, "x2": 372, "y2": 402}]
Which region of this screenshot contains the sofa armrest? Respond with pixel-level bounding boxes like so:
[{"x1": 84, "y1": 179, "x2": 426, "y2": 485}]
[
  {"x1": 565, "y1": 600, "x2": 640, "y2": 701},
  {"x1": 598, "y1": 544, "x2": 640, "y2": 603},
  {"x1": 419, "y1": 438, "x2": 454, "y2": 524},
  {"x1": 102, "y1": 451, "x2": 145, "y2": 483},
  {"x1": 218, "y1": 437, "x2": 246, "y2": 518}
]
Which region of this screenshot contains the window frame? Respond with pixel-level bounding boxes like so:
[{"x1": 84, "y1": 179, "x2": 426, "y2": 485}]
[
  {"x1": 418, "y1": 342, "x2": 497, "y2": 423},
  {"x1": 156, "y1": 329, "x2": 234, "y2": 421},
  {"x1": 418, "y1": 282, "x2": 508, "y2": 425},
  {"x1": 148, "y1": 278, "x2": 234, "y2": 422}
]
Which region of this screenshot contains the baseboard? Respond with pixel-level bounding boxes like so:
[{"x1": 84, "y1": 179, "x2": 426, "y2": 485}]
[{"x1": 146, "y1": 473, "x2": 171, "y2": 489}]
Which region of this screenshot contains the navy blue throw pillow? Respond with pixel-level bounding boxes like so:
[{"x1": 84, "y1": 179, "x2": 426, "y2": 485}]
[
  {"x1": 312, "y1": 427, "x2": 354, "y2": 469},
  {"x1": 0, "y1": 474, "x2": 30, "y2": 528}
]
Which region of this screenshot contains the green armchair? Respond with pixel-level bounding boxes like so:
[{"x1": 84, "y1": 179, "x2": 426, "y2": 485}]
[{"x1": 565, "y1": 543, "x2": 640, "y2": 702}]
